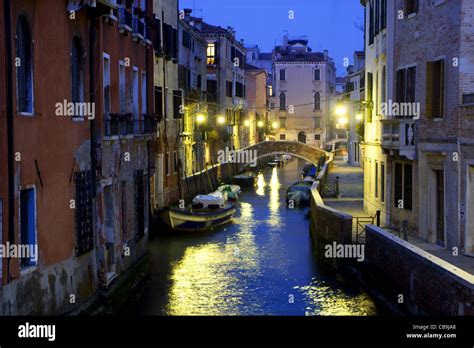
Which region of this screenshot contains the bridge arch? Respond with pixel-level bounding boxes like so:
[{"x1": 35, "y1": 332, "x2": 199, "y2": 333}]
[{"x1": 235, "y1": 141, "x2": 330, "y2": 167}]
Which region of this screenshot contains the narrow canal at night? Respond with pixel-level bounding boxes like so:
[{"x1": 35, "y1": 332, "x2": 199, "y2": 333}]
[{"x1": 129, "y1": 158, "x2": 377, "y2": 316}]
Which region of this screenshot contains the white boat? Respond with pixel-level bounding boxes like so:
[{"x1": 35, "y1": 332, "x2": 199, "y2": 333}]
[
  {"x1": 192, "y1": 190, "x2": 226, "y2": 208},
  {"x1": 168, "y1": 202, "x2": 236, "y2": 232},
  {"x1": 217, "y1": 184, "x2": 241, "y2": 201}
]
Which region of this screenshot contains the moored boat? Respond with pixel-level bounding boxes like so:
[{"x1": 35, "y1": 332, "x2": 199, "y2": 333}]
[
  {"x1": 286, "y1": 181, "x2": 314, "y2": 207},
  {"x1": 167, "y1": 202, "x2": 236, "y2": 232},
  {"x1": 217, "y1": 184, "x2": 241, "y2": 201},
  {"x1": 233, "y1": 172, "x2": 257, "y2": 188}
]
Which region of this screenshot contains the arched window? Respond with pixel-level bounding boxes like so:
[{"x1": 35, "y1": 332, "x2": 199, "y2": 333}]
[
  {"x1": 381, "y1": 65, "x2": 387, "y2": 106},
  {"x1": 314, "y1": 92, "x2": 321, "y2": 111},
  {"x1": 279, "y1": 92, "x2": 286, "y2": 111},
  {"x1": 71, "y1": 36, "x2": 85, "y2": 111},
  {"x1": 16, "y1": 15, "x2": 33, "y2": 114}
]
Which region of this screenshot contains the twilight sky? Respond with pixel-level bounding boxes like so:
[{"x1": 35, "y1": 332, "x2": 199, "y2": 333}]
[{"x1": 179, "y1": 0, "x2": 365, "y2": 76}]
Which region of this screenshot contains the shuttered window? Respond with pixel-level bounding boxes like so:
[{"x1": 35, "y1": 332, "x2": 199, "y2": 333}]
[
  {"x1": 16, "y1": 15, "x2": 33, "y2": 114},
  {"x1": 426, "y1": 60, "x2": 445, "y2": 118}
]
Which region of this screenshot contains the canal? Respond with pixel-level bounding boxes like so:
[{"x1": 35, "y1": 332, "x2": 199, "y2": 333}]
[{"x1": 128, "y1": 158, "x2": 377, "y2": 316}]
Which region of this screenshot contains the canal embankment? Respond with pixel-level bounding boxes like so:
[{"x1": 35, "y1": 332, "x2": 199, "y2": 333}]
[{"x1": 309, "y1": 156, "x2": 474, "y2": 315}]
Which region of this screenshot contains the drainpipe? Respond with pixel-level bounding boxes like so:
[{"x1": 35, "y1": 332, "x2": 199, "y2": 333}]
[
  {"x1": 89, "y1": 19, "x2": 97, "y2": 198},
  {"x1": 4, "y1": 0, "x2": 14, "y2": 282}
]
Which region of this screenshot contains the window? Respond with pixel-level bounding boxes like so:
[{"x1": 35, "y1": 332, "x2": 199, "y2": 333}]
[
  {"x1": 279, "y1": 117, "x2": 286, "y2": 128},
  {"x1": 381, "y1": 66, "x2": 387, "y2": 106},
  {"x1": 236, "y1": 82, "x2": 244, "y2": 98},
  {"x1": 375, "y1": 161, "x2": 379, "y2": 198},
  {"x1": 103, "y1": 54, "x2": 111, "y2": 115},
  {"x1": 173, "y1": 90, "x2": 183, "y2": 119},
  {"x1": 207, "y1": 42, "x2": 216, "y2": 65},
  {"x1": 314, "y1": 69, "x2": 320, "y2": 81},
  {"x1": 226, "y1": 81, "x2": 233, "y2": 98},
  {"x1": 71, "y1": 36, "x2": 85, "y2": 118},
  {"x1": 135, "y1": 170, "x2": 145, "y2": 241},
  {"x1": 381, "y1": 0, "x2": 387, "y2": 29},
  {"x1": 279, "y1": 69, "x2": 286, "y2": 81},
  {"x1": 381, "y1": 162, "x2": 385, "y2": 203},
  {"x1": 20, "y1": 188, "x2": 36, "y2": 268},
  {"x1": 368, "y1": 0, "x2": 374, "y2": 45},
  {"x1": 315, "y1": 117, "x2": 321, "y2": 128},
  {"x1": 426, "y1": 59, "x2": 445, "y2": 118},
  {"x1": 173, "y1": 152, "x2": 178, "y2": 173},
  {"x1": 279, "y1": 93, "x2": 286, "y2": 111},
  {"x1": 119, "y1": 62, "x2": 126, "y2": 113},
  {"x1": 314, "y1": 92, "x2": 321, "y2": 111},
  {"x1": 132, "y1": 68, "x2": 139, "y2": 130},
  {"x1": 141, "y1": 72, "x2": 147, "y2": 115},
  {"x1": 396, "y1": 66, "x2": 416, "y2": 105},
  {"x1": 394, "y1": 163, "x2": 413, "y2": 210},
  {"x1": 280, "y1": 134, "x2": 286, "y2": 140},
  {"x1": 16, "y1": 15, "x2": 33, "y2": 114},
  {"x1": 74, "y1": 171, "x2": 94, "y2": 256},
  {"x1": 367, "y1": 72, "x2": 373, "y2": 122},
  {"x1": 165, "y1": 152, "x2": 170, "y2": 176},
  {"x1": 405, "y1": 0, "x2": 419, "y2": 16},
  {"x1": 154, "y1": 86, "x2": 163, "y2": 120},
  {"x1": 314, "y1": 134, "x2": 321, "y2": 141}
]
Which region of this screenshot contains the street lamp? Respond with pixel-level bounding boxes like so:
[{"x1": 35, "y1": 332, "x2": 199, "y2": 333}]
[
  {"x1": 335, "y1": 104, "x2": 348, "y2": 117},
  {"x1": 244, "y1": 119, "x2": 251, "y2": 127},
  {"x1": 217, "y1": 115, "x2": 226, "y2": 125},
  {"x1": 257, "y1": 121, "x2": 264, "y2": 128},
  {"x1": 272, "y1": 121, "x2": 279, "y2": 129},
  {"x1": 356, "y1": 113, "x2": 363, "y2": 121},
  {"x1": 196, "y1": 113, "x2": 206, "y2": 124}
]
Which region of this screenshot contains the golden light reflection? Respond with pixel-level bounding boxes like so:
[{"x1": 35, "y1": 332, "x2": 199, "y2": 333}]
[
  {"x1": 298, "y1": 281, "x2": 377, "y2": 316},
  {"x1": 166, "y1": 202, "x2": 261, "y2": 316},
  {"x1": 256, "y1": 173, "x2": 266, "y2": 196},
  {"x1": 268, "y1": 167, "x2": 281, "y2": 226}
]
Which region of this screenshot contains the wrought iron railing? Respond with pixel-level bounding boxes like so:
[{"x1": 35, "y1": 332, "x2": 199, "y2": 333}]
[
  {"x1": 118, "y1": 7, "x2": 132, "y2": 30},
  {"x1": 354, "y1": 210, "x2": 381, "y2": 244}
]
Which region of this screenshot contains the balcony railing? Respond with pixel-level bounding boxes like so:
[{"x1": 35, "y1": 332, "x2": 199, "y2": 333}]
[
  {"x1": 118, "y1": 7, "x2": 132, "y2": 33},
  {"x1": 381, "y1": 118, "x2": 416, "y2": 160},
  {"x1": 132, "y1": 16, "x2": 144, "y2": 41}
]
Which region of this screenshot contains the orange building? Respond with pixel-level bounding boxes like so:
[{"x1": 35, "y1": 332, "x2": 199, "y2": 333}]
[{"x1": 0, "y1": 0, "x2": 155, "y2": 314}]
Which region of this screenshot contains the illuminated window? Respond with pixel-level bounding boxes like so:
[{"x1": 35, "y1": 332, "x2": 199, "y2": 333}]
[{"x1": 207, "y1": 42, "x2": 216, "y2": 65}]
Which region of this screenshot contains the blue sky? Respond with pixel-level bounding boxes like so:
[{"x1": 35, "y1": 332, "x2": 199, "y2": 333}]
[{"x1": 179, "y1": 0, "x2": 364, "y2": 75}]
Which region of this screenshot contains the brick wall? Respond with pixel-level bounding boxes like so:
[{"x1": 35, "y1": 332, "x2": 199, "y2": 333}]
[{"x1": 366, "y1": 225, "x2": 474, "y2": 315}]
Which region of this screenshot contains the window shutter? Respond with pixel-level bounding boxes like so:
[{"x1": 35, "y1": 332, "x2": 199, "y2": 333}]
[
  {"x1": 426, "y1": 61, "x2": 434, "y2": 119},
  {"x1": 154, "y1": 86, "x2": 163, "y2": 121},
  {"x1": 173, "y1": 89, "x2": 183, "y2": 119}
]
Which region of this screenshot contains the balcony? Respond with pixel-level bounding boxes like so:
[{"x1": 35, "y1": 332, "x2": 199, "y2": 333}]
[
  {"x1": 132, "y1": 16, "x2": 144, "y2": 42},
  {"x1": 105, "y1": 113, "x2": 157, "y2": 139},
  {"x1": 381, "y1": 118, "x2": 416, "y2": 160},
  {"x1": 118, "y1": 7, "x2": 132, "y2": 34}
]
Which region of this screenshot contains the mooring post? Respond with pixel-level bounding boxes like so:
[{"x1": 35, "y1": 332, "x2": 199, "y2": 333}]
[
  {"x1": 335, "y1": 176, "x2": 340, "y2": 197},
  {"x1": 376, "y1": 210, "x2": 381, "y2": 227}
]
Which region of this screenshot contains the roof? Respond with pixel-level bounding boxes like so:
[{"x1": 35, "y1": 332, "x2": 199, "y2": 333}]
[
  {"x1": 199, "y1": 21, "x2": 228, "y2": 34},
  {"x1": 276, "y1": 52, "x2": 326, "y2": 63},
  {"x1": 258, "y1": 53, "x2": 272, "y2": 60}
]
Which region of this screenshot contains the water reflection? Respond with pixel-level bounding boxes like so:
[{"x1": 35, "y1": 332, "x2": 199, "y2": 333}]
[{"x1": 137, "y1": 158, "x2": 377, "y2": 316}]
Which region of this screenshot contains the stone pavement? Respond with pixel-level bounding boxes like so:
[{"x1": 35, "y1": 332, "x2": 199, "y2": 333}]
[{"x1": 323, "y1": 156, "x2": 367, "y2": 217}]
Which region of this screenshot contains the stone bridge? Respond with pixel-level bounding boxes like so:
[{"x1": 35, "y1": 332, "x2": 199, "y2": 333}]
[{"x1": 236, "y1": 141, "x2": 330, "y2": 166}]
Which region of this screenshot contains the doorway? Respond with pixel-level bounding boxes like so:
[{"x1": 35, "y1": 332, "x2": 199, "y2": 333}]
[
  {"x1": 435, "y1": 170, "x2": 445, "y2": 246},
  {"x1": 298, "y1": 131, "x2": 306, "y2": 144}
]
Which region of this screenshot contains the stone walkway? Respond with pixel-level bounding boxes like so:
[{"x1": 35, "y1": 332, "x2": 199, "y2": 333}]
[{"x1": 323, "y1": 157, "x2": 366, "y2": 217}]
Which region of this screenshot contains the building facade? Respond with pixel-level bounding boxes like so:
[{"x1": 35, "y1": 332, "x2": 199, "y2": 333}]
[
  {"x1": 178, "y1": 9, "x2": 208, "y2": 176},
  {"x1": 361, "y1": 0, "x2": 391, "y2": 226},
  {"x1": 0, "y1": 0, "x2": 155, "y2": 314},
  {"x1": 380, "y1": 0, "x2": 474, "y2": 254},
  {"x1": 272, "y1": 35, "x2": 336, "y2": 148}
]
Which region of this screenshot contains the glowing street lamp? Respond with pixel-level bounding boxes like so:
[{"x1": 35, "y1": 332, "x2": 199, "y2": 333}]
[
  {"x1": 217, "y1": 115, "x2": 226, "y2": 125},
  {"x1": 356, "y1": 113, "x2": 363, "y2": 121},
  {"x1": 272, "y1": 121, "x2": 279, "y2": 129},
  {"x1": 335, "y1": 104, "x2": 348, "y2": 117},
  {"x1": 339, "y1": 117, "x2": 348, "y2": 127},
  {"x1": 244, "y1": 119, "x2": 251, "y2": 127},
  {"x1": 257, "y1": 121, "x2": 265, "y2": 128},
  {"x1": 196, "y1": 113, "x2": 206, "y2": 124}
]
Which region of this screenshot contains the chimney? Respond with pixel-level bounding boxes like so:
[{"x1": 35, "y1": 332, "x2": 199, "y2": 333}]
[
  {"x1": 324, "y1": 50, "x2": 328, "y2": 59},
  {"x1": 193, "y1": 17, "x2": 202, "y2": 31},
  {"x1": 283, "y1": 34, "x2": 289, "y2": 47},
  {"x1": 183, "y1": 8, "x2": 192, "y2": 22}
]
